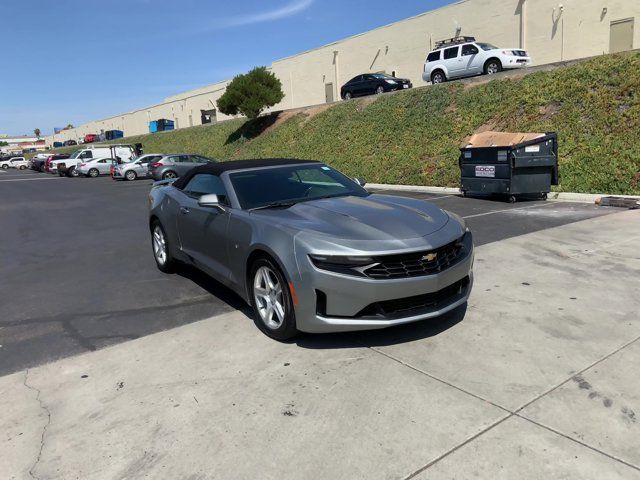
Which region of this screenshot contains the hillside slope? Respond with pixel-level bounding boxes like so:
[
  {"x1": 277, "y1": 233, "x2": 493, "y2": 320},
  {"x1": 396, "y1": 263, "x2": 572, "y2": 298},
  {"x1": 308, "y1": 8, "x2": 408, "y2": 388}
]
[{"x1": 64, "y1": 52, "x2": 640, "y2": 194}]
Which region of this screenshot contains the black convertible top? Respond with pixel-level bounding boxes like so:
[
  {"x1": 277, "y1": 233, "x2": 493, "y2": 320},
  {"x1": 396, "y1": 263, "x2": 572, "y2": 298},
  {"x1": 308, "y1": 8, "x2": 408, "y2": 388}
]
[{"x1": 172, "y1": 158, "x2": 320, "y2": 189}]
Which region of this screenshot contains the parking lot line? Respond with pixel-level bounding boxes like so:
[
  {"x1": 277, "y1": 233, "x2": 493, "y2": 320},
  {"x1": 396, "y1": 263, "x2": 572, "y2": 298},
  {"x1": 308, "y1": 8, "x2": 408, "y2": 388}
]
[
  {"x1": 0, "y1": 177, "x2": 65, "y2": 182},
  {"x1": 462, "y1": 202, "x2": 555, "y2": 219}
]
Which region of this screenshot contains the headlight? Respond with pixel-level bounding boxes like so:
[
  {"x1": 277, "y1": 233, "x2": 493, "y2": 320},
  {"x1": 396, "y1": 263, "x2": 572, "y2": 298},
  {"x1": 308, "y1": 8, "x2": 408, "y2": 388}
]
[
  {"x1": 308, "y1": 254, "x2": 375, "y2": 276},
  {"x1": 385, "y1": 80, "x2": 397, "y2": 84}
]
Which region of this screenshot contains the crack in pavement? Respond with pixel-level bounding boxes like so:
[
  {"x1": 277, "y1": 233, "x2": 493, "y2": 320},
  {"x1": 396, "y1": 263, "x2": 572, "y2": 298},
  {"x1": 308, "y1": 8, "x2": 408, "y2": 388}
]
[{"x1": 23, "y1": 369, "x2": 51, "y2": 480}]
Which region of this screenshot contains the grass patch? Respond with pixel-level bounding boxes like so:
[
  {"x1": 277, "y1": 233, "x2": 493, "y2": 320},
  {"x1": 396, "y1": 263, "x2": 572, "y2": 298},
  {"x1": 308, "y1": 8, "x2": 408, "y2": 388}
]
[{"x1": 55, "y1": 52, "x2": 640, "y2": 194}]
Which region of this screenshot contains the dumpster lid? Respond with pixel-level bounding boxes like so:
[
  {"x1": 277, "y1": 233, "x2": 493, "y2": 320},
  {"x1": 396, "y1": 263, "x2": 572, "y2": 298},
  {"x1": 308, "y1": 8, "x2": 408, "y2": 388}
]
[{"x1": 462, "y1": 131, "x2": 547, "y2": 148}]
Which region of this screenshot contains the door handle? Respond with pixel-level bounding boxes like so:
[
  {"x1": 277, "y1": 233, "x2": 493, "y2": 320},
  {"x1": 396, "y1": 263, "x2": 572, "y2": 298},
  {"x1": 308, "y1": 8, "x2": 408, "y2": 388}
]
[{"x1": 180, "y1": 207, "x2": 190, "y2": 214}]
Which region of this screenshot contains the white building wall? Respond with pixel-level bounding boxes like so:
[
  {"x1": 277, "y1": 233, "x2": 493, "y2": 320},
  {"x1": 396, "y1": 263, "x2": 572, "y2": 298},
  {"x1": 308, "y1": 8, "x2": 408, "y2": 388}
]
[{"x1": 47, "y1": 0, "x2": 639, "y2": 147}]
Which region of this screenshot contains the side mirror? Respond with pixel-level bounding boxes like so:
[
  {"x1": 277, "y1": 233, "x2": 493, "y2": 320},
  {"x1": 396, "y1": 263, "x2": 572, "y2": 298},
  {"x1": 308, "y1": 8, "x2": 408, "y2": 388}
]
[
  {"x1": 198, "y1": 194, "x2": 225, "y2": 211},
  {"x1": 354, "y1": 177, "x2": 367, "y2": 187}
]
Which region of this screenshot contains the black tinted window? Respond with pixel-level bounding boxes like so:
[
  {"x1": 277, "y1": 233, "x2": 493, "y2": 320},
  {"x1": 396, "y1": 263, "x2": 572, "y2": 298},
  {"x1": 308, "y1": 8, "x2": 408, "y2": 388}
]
[
  {"x1": 444, "y1": 47, "x2": 459, "y2": 59},
  {"x1": 461, "y1": 44, "x2": 479, "y2": 56},
  {"x1": 427, "y1": 51, "x2": 440, "y2": 62},
  {"x1": 184, "y1": 174, "x2": 228, "y2": 201}
]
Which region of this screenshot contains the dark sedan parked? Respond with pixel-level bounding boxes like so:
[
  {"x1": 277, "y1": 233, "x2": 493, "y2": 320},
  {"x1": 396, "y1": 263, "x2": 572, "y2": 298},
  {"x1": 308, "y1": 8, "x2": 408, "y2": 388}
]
[
  {"x1": 340, "y1": 73, "x2": 412, "y2": 100},
  {"x1": 33, "y1": 154, "x2": 69, "y2": 172}
]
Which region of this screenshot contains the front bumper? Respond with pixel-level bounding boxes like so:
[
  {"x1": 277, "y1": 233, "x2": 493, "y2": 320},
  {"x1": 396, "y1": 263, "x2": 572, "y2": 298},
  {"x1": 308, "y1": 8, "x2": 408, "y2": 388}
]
[
  {"x1": 504, "y1": 57, "x2": 531, "y2": 69},
  {"x1": 293, "y1": 234, "x2": 474, "y2": 333}
]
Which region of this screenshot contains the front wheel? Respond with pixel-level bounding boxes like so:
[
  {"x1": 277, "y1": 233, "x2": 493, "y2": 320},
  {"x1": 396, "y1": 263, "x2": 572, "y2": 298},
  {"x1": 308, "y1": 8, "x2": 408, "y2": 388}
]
[
  {"x1": 1, "y1": 164, "x2": 8, "y2": 169},
  {"x1": 19, "y1": 165, "x2": 26, "y2": 170},
  {"x1": 250, "y1": 258, "x2": 297, "y2": 340},
  {"x1": 343, "y1": 92, "x2": 352, "y2": 100},
  {"x1": 69, "y1": 167, "x2": 80, "y2": 177},
  {"x1": 375, "y1": 86, "x2": 385, "y2": 95},
  {"x1": 485, "y1": 60, "x2": 502, "y2": 75}
]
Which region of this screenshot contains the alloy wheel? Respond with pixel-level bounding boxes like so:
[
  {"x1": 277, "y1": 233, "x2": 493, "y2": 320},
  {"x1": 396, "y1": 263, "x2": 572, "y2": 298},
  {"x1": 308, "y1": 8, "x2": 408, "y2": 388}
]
[
  {"x1": 487, "y1": 62, "x2": 500, "y2": 74},
  {"x1": 126, "y1": 170, "x2": 136, "y2": 181},
  {"x1": 432, "y1": 72, "x2": 444, "y2": 84},
  {"x1": 164, "y1": 171, "x2": 177, "y2": 179},
  {"x1": 376, "y1": 86, "x2": 384, "y2": 94},
  {"x1": 152, "y1": 225, "x2": 167, "y2": 265},
  {"x1": 253, "y1": 266, "x2": 285, "y2": 330}
]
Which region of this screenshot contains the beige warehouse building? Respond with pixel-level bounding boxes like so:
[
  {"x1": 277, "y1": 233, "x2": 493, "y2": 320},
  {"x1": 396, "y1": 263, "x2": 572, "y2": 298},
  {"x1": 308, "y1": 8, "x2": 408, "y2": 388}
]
[{"x1": 50, "y1": 0, "x2": 639, "y2": 145}]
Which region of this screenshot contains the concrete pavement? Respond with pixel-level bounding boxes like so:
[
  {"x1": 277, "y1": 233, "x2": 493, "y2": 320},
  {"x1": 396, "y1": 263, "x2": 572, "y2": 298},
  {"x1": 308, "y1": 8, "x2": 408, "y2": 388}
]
[{"x1": 2, "y1": 209, "x2": 639, "y2": 479}]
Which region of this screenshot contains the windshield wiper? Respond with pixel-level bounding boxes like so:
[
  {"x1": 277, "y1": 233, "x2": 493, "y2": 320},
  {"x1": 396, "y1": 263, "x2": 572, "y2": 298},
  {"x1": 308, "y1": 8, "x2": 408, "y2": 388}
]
[{"x1": 250, "y1": 201, "x2": 298, "y2": 211}]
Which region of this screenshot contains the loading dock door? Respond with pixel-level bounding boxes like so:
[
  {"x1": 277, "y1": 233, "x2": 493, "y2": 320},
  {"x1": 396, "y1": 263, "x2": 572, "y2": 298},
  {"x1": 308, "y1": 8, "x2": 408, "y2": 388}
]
[
  {"x1": 201, "y1": 109, "x2": 217, "y2": 125},
  {"x1": 610, "y1": 18, "x2": 634, "y2": 53},
  {"x1": 325, "y1": 83, "x2": 334, "y2": 103}
]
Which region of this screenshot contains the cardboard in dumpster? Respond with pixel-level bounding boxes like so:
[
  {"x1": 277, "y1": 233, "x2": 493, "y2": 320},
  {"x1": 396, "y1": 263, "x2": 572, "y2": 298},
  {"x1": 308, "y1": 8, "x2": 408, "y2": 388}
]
[{"x1": 462, "y1": 131, "x2": 546, "y2": 148}]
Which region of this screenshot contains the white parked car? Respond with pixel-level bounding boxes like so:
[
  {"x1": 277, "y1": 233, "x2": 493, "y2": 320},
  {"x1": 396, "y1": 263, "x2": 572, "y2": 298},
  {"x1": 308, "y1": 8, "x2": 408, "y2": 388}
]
[
  {"x1": 76, "y1": 158, "x2": 116, "y2": 177},
  {"x1": 422, "y1": 36, "x2": 531, "y2": 84},
  {"x1": 51, "y1": 144, "x2": 137, "y2": 176},
  {"x1": 0, "y1": 157, "x2": 28, "y2": 170}
]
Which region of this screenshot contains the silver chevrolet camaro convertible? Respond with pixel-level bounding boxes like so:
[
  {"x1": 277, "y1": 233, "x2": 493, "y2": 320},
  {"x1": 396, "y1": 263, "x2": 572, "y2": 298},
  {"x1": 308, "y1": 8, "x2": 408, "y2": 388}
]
[{"x1": 148, "y1": 159, "x2": 474, "y2": 340}]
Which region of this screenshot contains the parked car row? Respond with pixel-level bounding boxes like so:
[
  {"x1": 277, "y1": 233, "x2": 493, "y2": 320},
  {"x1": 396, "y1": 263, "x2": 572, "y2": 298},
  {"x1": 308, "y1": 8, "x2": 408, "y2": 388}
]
[
  {"x1": 29, "y1": 144, "x2": 217, "y2": 181},
  {"x1": 0, "y1": 156, "x2": 28, "y2": 170},
  {"x1": 340, "y1": 35, "x2": 531, "y2": 100}
]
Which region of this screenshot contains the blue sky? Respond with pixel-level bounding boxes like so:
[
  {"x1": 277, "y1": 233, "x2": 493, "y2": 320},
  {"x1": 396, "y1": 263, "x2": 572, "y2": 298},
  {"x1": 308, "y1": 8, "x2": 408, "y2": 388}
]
[{"x1": 1, "y1": 0, "x2": 455, "y2": 135}]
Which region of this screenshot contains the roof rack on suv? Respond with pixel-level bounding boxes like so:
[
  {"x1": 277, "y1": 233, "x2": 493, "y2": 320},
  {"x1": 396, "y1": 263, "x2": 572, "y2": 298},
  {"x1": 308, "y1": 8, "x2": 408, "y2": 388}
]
[{"x1": 434, "y1": 36, "x2": 476, "y2": 50}]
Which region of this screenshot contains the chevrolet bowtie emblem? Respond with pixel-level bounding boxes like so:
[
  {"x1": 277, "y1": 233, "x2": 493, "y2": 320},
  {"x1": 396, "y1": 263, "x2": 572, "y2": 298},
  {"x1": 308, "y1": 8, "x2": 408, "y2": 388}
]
[{"x1": 422, "y1": 253, "x2": 437, "y2": 262}]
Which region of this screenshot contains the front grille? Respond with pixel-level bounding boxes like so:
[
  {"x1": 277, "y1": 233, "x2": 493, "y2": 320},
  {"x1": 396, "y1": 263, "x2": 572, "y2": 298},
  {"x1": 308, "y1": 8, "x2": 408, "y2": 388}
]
[
  {"x1": 363, "y1": 239, "x2": 464, "y2": 279},
  {"x1": 356, "y1": 276, "x2": 470, "y2": 319}
]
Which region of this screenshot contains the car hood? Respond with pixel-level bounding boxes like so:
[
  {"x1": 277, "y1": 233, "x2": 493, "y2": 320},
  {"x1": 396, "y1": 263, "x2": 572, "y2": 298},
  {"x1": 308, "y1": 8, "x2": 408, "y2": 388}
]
[{"x1": 252, "y1": 194, "x2": 451, "y2": 241}]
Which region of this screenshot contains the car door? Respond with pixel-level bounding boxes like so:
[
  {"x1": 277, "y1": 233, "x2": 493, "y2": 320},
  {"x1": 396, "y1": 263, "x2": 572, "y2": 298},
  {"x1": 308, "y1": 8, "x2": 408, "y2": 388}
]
[
  {"x1": 95, "y1": 158, "x2": 112, "y2": 174},
  {"x1": 360, "y1": 74, "x2": 378, "y2": 95},
  {"x1": 172, "y1": 155, "x2": 194, "y2": 176},
  {"x1": 137, "y1": 155, "x2": 160, "y2": 176},
  {"x1": 443, "y1": 46, "x2": 462, "y2": 77},
  {"x1": 348, "y1": 75, "x2": 364, "y2": 96},
  {"x1": 175, "y1": 173, "x2": 232, "y2": 282},
  {"x1": 460, "y1": 43, "x2": 482, "y2": 75}
]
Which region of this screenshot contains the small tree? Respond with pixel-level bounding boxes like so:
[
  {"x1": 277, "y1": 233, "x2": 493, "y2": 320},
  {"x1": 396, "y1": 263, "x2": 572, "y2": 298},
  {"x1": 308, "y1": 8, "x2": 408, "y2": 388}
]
[
  {"x1": 217, "y1": 67, "x2": 284, "y2": 120},
  {"x1": 34, "y1": 128, "x2": 41, "y2": 138},
  {"x1": 65, "y1": 123, "x2": 74, "y2": 129}
]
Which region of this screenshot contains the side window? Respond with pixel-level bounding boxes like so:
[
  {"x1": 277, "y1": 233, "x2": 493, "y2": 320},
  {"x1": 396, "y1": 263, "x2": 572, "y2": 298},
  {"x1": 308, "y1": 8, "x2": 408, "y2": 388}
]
[
  {"x1": 167, "y1": 156, "x2": 180, "y2": 163},
  {"x1": 140, "y1": 155, "x2": 159, "y2": 164},
  {"x1": 179, "y1": 155, "x2": 191, "y2": 163},
  {"x1": 444, "y1": 47, "x2": 459, "y2": 60},
  {"x1": 461, "y1": 44, "x2": 479, "y2": 56},
  {"x1": 81, "y1": 151, "x2": 93, "y2": 159},
  {"x1": 183, "y1": 174, "x2": 228, "y2": 203},
  {"x1": 427, "y1": 51, "x2": 440, "y2": 62}
]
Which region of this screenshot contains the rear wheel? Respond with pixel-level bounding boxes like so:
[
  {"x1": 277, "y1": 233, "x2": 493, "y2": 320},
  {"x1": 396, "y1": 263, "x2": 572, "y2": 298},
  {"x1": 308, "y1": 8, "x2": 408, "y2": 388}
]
[
  {"x1": 151, "y1": 221, "x2": 176, "y2": 273},
  {"x1": 125, "y1": 170, "x2": 137, "y2": 181},
  {"x1": 68, "y1": 166, "x2": 79, "y2": 177},
  {"x1": 485, "y1": 59, "x2": 502, "y2": 75},
  {"x1": 162, "y1": 171, "x2": 177, "y2": 180},
  {"x1": 250, "y1": 258, "x2": 297, "y2": 340},
  {"x1": 344, "y1": 91, "x2": 352, "y2": 100},
  {"x1": 431, "y1": 70, "x2": 446, "y2": 84},
  {"x1": 89, "y1": 168, "x2": 99, "y2": 178}
]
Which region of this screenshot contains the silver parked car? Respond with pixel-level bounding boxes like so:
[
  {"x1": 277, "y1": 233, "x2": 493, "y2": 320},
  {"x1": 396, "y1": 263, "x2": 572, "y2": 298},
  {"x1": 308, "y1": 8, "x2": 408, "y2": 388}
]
[
  {"x1": 148, "y1": 154, "x2": 217, "y2": 181},
  {"x1": 76, "y1": 158, "x2": 115, "y2": 177},
  {"x1": 149, "y1": 159, "x2": 474, "y2": 340},
  {"x1": 113, "y1": 154, "x2": 164, "y2": 181}
]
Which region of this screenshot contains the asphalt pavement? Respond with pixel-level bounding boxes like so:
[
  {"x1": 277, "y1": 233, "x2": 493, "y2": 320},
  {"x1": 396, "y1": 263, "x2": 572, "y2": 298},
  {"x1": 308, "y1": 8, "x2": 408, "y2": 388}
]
[{"x1": 0, "y1": 169, "x2": 616, "y2": 376}]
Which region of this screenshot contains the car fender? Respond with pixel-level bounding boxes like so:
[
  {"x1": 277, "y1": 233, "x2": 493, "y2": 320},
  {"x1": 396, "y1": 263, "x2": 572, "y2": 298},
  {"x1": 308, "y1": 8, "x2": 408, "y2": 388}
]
[{"x1": 424, "y1": 63, "x2": 448, "y2": 82}]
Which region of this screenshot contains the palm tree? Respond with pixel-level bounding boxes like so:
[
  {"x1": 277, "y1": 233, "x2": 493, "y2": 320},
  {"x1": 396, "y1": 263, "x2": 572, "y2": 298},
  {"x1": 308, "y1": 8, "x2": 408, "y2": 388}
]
[{"x1": 34, "y1": 128, "x2": 41, "y2": 138}]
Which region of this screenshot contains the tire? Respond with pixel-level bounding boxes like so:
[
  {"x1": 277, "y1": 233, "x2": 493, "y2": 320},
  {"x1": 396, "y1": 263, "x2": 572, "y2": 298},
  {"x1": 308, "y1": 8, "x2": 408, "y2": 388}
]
[
  {"x1": 68, "y1": 166, "x2": 79, "y2": 178},
  {"x1": 58, "y1": 171, "x2": 65, "y2": 177},
  {"x1": 375, "y1": 86, "x2": 385, "y2": 95},
  {"x1": 431, "y1": 70, "x2": 446, "y2": 84},
  {"x1": 250, "y1": 257, "x2": 297, "y2": 340},
  {"x1": 19, "y1": 165, "x2": 25, "y2": 170},
  {"x1": 485, "y1": 59, "x2": 502, "y2": 75},
  {"x1": 125, "y1": 170, "x2": 137, "y2": 181},
  {"x1": 508, "y1": 195, "x2": 517, "y2": 203},
  {"x1": 89, "y1": 168, "x2": 99, "y2": 178},
  {"x1": 344, "y1": 92, "x2": 352, "y2": 100},
  {"x1": 151, "y1": 221, "x2": 176, "y2": 273},
  {"x1": 162, "y1": 171, "x2": 177, "y2": 180},
  {"x1": 1, "y1": 164, "x2": 7, "y2": 169}
]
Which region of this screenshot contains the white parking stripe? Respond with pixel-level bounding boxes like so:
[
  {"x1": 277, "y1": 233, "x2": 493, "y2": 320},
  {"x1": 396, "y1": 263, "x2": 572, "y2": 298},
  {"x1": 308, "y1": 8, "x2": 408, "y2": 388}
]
[
  {"x1": 463, "y1": 202, "x2": 556, "y2": 219},
  {"x1": 0, "y1": 177, "x2": 65, "y2": 182}
]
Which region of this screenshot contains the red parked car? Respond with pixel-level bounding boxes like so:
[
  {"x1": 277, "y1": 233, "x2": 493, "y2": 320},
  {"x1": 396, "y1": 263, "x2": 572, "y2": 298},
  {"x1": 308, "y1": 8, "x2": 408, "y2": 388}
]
[{"x1": 84, "y1": 134, "x2": 98, "y2": 143}]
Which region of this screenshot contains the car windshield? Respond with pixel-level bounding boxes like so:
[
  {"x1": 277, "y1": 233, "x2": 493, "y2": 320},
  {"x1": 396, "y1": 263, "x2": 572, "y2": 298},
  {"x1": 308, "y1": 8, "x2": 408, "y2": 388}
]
[
  {"x1": 477, "y1": 42, "x2": 498, "y2": 51},
  {"x1": 229, "y1": 164, "x2": 368, "y2": 210},
  {"x1": 69, "y1": 151, "x2": 82, "y2": 159}
]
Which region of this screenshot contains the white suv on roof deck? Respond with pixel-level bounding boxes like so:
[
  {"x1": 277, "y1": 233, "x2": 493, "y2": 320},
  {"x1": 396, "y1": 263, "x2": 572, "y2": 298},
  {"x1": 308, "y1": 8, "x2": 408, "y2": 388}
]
[{"x1": 423, "y1": 36, "x2": 531, "y2": 84}]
